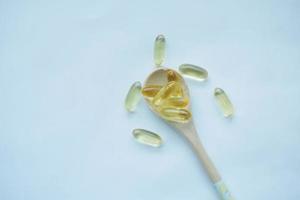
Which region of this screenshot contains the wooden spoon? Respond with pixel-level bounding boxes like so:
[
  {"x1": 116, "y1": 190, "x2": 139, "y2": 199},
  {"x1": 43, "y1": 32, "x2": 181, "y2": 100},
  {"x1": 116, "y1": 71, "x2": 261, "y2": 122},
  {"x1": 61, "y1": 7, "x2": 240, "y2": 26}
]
[{"x1": 143, "y1": 67, "x2": 235, "y2": 200}]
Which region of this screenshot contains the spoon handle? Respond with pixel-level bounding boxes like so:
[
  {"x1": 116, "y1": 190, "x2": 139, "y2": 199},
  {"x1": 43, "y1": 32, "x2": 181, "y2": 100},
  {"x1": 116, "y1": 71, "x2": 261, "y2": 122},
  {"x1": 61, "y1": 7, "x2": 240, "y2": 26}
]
[
  {"x1": 183, "y1": 126, "x2": 235, "y2": 200},
  {"x1": 185, "y1": 131, "x2": 221, "y2": 182},
  {"x1": 192, "y1": 139, "x2": 235, "y2": 200}
]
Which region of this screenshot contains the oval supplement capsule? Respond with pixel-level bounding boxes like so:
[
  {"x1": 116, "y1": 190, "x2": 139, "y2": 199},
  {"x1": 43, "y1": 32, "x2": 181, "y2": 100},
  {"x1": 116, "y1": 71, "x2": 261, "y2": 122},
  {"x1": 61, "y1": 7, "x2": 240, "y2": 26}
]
[
  {"x1": 152, "y1": 81, "x2": 178, "y2": 106},
  {"x1": 141, "y1": 85, "x2": 162, "y2": 98},
  {"x1": 160, "y1": 108, "x2": 192, "y2": 123},
  {"x1": 165, "y1": 96, "x2": 189, "y2": 108},
  {"x1": 179, "y1": 64, "x2": 208, "y2": 81},
  {"x1": 166, "y1": 69, "x2": 179, "y2": 82},
  {"x1": 132, "y1": 129, "x2": 163, "y2": 147},
  {"x1": 154, "y1": 34, "x2": 166, "y2": 67},
  {"x1": 214, "y1": 88, "x2": 234, "y2": 117},
  {"x1": 124, "y1": 81, "x2": 142, "y2": 112}
]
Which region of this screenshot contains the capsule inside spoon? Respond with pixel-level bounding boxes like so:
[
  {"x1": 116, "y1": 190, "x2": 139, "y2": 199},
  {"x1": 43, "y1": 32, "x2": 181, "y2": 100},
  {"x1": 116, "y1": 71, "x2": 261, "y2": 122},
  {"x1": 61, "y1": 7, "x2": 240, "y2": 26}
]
[{"x1": 142, "y1": 68, "x2": 192, "y2": 124}]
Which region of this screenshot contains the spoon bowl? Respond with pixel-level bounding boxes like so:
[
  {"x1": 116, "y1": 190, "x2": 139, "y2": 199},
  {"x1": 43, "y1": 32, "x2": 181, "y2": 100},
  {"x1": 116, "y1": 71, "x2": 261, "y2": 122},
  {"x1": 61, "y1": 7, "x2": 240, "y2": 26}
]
[{"x1": 143, "y1": 67, "x2": 190, "y2": 120}]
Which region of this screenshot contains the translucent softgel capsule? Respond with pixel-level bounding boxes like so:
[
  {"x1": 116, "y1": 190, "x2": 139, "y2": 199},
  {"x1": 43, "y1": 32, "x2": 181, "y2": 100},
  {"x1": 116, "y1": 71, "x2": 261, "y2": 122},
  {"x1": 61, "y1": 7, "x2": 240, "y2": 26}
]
[
  {"x1": 152, "y1": 81, "x2": 178, "y2": 106},
  {"x1": 124, "y1": 81, "x2": 142, "y2": 112},
  {"x1": 169, "y1": 83, "x2": 184, "y2": 98},
  {"x1": 132, "y1": 129, "x2": 163, "y2": 147},
  {"x1": 214, "y1": 88, "x2": 234, "y2": 117},
  {"x1": 154, "y1": 34, "x2": 166, "y2": 67},
  {"x1": 165, "y1": 96, "x2": 189, "y2": 108},
  {"x1": 160, "y1": 108, "x2": 191, "y2": 123},
  {"x1": 179, "y1": 64, "x2": 208, "y2": 81},
  {"x1": 166, "y1": 69, "x2": 179, "y2": 82},
  {"x1": 141, "y1": 85, "x2": 162, "y2": 98}
]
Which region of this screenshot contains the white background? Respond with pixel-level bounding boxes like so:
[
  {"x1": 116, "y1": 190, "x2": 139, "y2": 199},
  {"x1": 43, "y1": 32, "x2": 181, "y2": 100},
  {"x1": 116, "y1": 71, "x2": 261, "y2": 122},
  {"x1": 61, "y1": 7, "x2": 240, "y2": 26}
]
[{"x1": 1, "y1": 0, "x2": 300, "y2": 199}]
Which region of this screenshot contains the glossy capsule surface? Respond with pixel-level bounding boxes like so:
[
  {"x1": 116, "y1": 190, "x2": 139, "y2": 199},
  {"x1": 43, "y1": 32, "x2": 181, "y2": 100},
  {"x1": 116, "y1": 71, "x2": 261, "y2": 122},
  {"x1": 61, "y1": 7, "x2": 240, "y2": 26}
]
[
  {"x1": 124, "y1": 81, "x2": 142, "y2": 112},
  {"x1": 152, "y1": 81, "x2": 177, "y2": 106},
  {"x1": 214, "y1": 88, "x2": 234, "y2": 117},
  {"x1": 141, "y1": 85, "x2": 162, "y2": 98},
  {"x1": 165, "y1": 96, "x2": 189, "y2": 108},
  {"x1": 179, "y1": 64, "x2": 208, "y2": 81},
  {"x1": 154, "y1": 35, "x2": 166, "y2": 67},
  {"x1": 169, "y1": 83, "x2": 183, "y2": 98},
  {"x1": 132, "y1": 129, "x2": 162, "y2": 147},
  {"x1": 166, "y1": 69, "x2": 179, "y2": 82},
  {"x1": 160, "y1": 108, "x2": 191, "y2": 123}
]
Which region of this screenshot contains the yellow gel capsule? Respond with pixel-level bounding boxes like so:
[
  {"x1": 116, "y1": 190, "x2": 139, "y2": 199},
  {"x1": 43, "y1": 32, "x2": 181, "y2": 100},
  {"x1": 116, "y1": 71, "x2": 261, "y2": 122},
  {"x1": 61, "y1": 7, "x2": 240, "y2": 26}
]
[
  {"x1": 166, "y1": 69, "x2": 179, "y2": 82},
  {"x1": 214, "y1": 88, "x2": 234, "y2": 117},
  {"x1": 169, "y1": 83, "x2": 184, "y2": 98},
  {"x1": 165, "y1": 96, "x2": 189, "y2": 108},
  {"x1": 160, "y1": 108, "x2": 191, "y2": 123},
  {"x1": 124, "y1": 81, "x2": 142, "y2": 112},
  {"x1": 152, "y1": 81, "x2": 177, "y2": 106},
  {"x1": 132, "y1": 129, "x2": 163, "y2": 147},
  {"x1": 141, "y1": 85, "x2": 162, "y2": 98},
  {"x1": 154, "y1": 34, "x2": 166, "y2": 67},
  {"x1": 179, "y1": 64, "x2": 208, "y2": 81}
]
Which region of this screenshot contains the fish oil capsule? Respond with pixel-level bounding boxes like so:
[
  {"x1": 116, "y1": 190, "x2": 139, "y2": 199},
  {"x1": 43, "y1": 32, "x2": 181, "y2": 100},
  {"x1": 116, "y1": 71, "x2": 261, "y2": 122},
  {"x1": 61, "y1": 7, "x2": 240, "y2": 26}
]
[
  {"x1": 214, "y1": 88, "x2": 234, "y2": 117},
  {"x1": 132, "y1": 129, "x2": 163, "y2": 147},
  {"x1": 169, "y1": 83, "x2": 184, "y2": 98},
  {"x1": 160, "y1": 108, "x2": 191, "y2": 123},
  {"x1": 166, "y1": 69, "x2": 179, "y2": 82},
  {"x1": 154, "y1": 34, "x2": 166, "y2": 67},
  {"x1": 124, "y1": 81, "x2": 142, "y2": 112},
  {"x1": 141, "y1": 85, "x2": 162, "y2": 98},
  {"x1": 179, "y1": 64, "x2": 208, "y2": 81},
  {"x1": 165, "y1": 96, "x2": 189, "y2": 108},
  {"x1": 152, "y1": 81, "x2": 178, "y2": 106}
]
